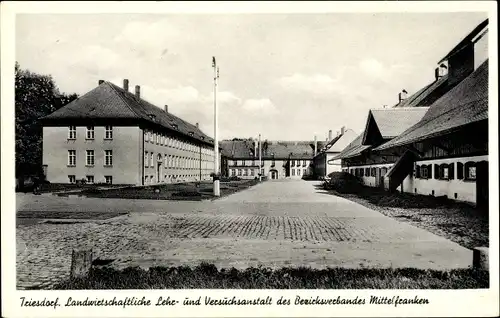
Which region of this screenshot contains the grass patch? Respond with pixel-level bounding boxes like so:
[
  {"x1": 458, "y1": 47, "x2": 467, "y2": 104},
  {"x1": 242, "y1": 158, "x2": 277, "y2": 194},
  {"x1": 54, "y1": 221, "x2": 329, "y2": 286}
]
[
  {"x1": 69, "y1": 180, "x2": 260, "y2": 201},
  {"x1": 52, "y1": 263, "x2": 489, "y2": 289},
  {"x1": 16, "y1": 211, "x2": 127, "y2": 220}
]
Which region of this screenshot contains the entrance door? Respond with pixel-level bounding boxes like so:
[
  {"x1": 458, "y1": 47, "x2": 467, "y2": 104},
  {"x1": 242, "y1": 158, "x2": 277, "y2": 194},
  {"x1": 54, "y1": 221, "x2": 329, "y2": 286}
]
[
  {"x1": 157, "y1": 163, "x2": 162, "y2": 183},
  {"x1": 476, "y1": 161, "x2": 489, "y2": 209},
  {"x1": 270, "y1": 170, "x2": 277, "y2": 179}
]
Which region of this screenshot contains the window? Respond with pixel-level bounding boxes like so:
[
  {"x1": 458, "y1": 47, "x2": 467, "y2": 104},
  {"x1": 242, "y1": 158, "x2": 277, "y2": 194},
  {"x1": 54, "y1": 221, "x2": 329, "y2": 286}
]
[
  {"x1": 156, "y1": 134, "x2": 160, "y2": 144},
  {"x1": 292, "y1": 169, "x2": 296, "y2": 176},
  {"x1": 242, "y1": 160, "x2": 246, "y2": 166},
  {"x1": 421, "y1": 165, "x2": 428, "y2": 179},
  {"x1": 442, "y1": 166, "x2": 449, "y2": 179},
  {"x1": 86, "y1": 150, "x2": 95, "y2": 166},
  {"x1": 303, "y1": 168, "x2": 307, "y2": 175},
  {"x1": 303, "y1": 160, "x2": 307, "y2": 167},
  {"x1": 145, "y1": 131, "x2": 149, "y2": 142},
  {"x1": 161, "y1": 135, "x2": 165, "y2": 146},
  {"x1": 243, "y1": 169, "x2": 248, "y2": 176},
  {"x1": 105, "y1": 176, "x2": 113, "y2": 184},
  {"x1": 291, "y1": 160, "x2": 295, "y2": 167},
  {"x1": 68, "y1": 126, "x2": 76, "y2": 139},
  {"x1": 297, "y1": 169, "x2": 302, "y2": 176},
  {"x1": 150, "y1": 176, "x2": 154, "y2": 183},
  {"x1": 238, "y1": 169, "x2": 242, "y2": 176},
  {"x1": 231, "y1": 169, "x2": 236, "y2": 176},
  {"x1": 105, "y1": 126, "x2": 113, "y2": 139},
  {"x1": 86, "y1": 126, "x2": 94, "y2": 139},
  {"x1": 68, "y1": 150, "x2": 76, "y2": 166},
  {"x1": 86, "y1": 175, "x2": 94, "y2": 184},
  {"x1": 465, "y1": 162, "x2": 477, "y2": 180},
  {"x1": 365, "y1": 168, "x2": 370, "y2": 176},
  {"x1": 145, "y1": 152, "x2": 149, "y2": 168},
  {"x1": 104, "y1": 150, "x2": 113, "y2": 166},
  {"x1": 250, "y1": 169, "x2": 255, "y2": 176},
  {"x1": 150, "y1": 152, "x2": 154, "y2": 167},
  {"x1": 68, "y1": 175, "x2": 76, "y2": 184}
]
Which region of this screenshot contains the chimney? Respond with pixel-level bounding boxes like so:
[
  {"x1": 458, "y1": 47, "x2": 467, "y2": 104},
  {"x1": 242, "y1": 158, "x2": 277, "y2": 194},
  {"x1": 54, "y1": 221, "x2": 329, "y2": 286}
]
[
  {"x1": 435, "y1": 67, "x2": 441, "y2": 81},
  {"x1": 195, "y1": 122, "x2": 199, "y2": 129},
  {"x1": 98, "y1": 80, "x2": 104, "y2": 85},
  {"x1": 328, "y1": 130, "x2": 333, "y2": 141},
  {"x1": 123, "y1": 79, "x2": 129, "y2": 91},
  {"x1": 135, "y1": 85, "x2": 140, "y2": 99},
  {"x1": 398, "y1": 89, "x2": 408, "y2": 103},
  {"x1": 341, "y1": 126, "x2": 345, "y2": 135},
  {"x1": 164, "y1": 105, "x2": 168, "y2": 113},
  {"x1": 314, "y1": 135, "x2": 317, "y2": 156}
]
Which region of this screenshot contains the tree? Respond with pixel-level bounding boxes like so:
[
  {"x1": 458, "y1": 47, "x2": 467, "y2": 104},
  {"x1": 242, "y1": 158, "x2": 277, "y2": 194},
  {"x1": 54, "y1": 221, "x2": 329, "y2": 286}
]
[{"x1": 15, "y1": 62, "x2": 78, "y2": 178}]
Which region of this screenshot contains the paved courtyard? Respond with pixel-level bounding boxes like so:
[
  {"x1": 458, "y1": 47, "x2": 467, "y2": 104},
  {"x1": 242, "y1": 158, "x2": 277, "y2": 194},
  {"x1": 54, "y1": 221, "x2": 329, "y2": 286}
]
[{"x1": 16, "y1": 180, "x2": 472, "y2": 289}]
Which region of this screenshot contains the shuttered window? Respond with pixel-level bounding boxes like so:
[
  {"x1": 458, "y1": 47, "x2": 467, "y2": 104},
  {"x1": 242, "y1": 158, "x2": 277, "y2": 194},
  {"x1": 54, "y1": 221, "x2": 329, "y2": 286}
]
[
  {"x1": 449, "y1": 162, "x2": 455, "y2": 180},
  {"x1": 434, "y1": 164, "x2": 440, "y2": 179},
  {"x1": 457, "y1": 162, "x2": 464, "y2": 179}
]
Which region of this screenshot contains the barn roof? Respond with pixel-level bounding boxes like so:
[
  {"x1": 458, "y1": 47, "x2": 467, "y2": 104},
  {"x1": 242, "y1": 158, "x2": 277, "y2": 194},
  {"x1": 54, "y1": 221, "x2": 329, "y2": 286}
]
[{"x1": 376, "y1": 60, "x2": 488, "y2": 151}]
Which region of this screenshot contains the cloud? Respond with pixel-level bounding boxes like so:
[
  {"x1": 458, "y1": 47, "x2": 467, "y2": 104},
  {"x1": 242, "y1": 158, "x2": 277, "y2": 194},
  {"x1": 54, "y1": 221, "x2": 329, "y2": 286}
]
[
  {"x1": 276, "y1": 73, "x2": 339, "y2": 96},
  {"x1": 359, "y1": 58, "x2": 385, "y2": 78},
  {"x1": 241, "y1": 98, "x2": 277, "y2": 113}
]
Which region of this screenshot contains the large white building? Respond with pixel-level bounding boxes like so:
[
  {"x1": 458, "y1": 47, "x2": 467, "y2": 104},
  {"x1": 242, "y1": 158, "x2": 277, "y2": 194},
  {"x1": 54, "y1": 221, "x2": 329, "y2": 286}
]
[
  {"x1": 41, "y1": 79, "x2": 219, "y2": 185},
  {"x1": 220, "y1": 139, "x2": 323, "y2": 180}
]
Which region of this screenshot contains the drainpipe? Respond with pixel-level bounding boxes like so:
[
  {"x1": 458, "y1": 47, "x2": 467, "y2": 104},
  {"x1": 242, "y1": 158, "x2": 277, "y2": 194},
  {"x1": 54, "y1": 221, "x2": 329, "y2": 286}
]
[{"x1": 141, "y1": 128, "x2": 145, "y2": 185}]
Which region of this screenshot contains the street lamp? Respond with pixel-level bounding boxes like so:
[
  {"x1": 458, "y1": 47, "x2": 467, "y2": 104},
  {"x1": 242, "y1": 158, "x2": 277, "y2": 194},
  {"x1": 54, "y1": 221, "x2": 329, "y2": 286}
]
[{"x1": 212, "y1": 56, "x2": 220, "y2": 196}]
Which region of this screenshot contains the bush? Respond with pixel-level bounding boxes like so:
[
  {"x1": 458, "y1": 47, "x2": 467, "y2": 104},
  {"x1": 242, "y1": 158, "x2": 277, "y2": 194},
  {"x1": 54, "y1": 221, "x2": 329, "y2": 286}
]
[{"x1": 325, "y1": 172, "x2": 363, "y2": 193}]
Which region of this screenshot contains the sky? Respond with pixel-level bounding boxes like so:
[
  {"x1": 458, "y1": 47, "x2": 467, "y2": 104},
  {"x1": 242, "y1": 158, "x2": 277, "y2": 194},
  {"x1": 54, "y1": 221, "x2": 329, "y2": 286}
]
[{"x1": 16, "y1": 12, "x2": 488, "y2": 141}]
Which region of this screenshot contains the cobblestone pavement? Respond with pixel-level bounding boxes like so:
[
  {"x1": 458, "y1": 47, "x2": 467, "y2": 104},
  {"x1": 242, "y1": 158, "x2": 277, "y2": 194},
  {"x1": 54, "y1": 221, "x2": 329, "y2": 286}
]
[{"x1": 16, "y1": 180, "x2": 472, "y2": 289}]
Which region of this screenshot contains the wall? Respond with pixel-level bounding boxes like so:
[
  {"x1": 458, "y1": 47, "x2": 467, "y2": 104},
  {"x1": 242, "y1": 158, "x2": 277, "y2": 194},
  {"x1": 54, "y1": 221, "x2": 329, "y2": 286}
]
[
  {"x1": 474, "y1": 28, "x2": 489, "y2": 70},
  {"x1": 400, "y1": 155, "x2": 487, "y2": 203},
  {"x1": 227, "y1": 158, "x2": 312, "y2": 179},
  {"x1": 346, "y1": 163, "x2": 394, "y2": 187},
  {"x1": 141, "y1": 129, "x2": 217, "y2": 185},
  {"x1": 288, "y1": 159, "x2": 311, "y2": 179},
  {"x1": 43, "y1": 126, "x2": 142, "y2": 184}
]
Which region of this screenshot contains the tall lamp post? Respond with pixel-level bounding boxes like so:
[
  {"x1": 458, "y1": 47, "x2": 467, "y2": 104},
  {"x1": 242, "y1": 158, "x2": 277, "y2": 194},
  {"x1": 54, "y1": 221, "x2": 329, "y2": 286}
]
[
  {"x1": 212, "y1": 56, "x2": 220, "y2": 196},
  {"x1": 258, "y1": 133, "x2": 262, "y2": 181}
]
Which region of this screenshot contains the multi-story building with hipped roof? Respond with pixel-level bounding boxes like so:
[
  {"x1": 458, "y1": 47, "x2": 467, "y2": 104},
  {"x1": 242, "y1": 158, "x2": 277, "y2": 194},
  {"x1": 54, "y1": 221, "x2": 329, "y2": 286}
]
[{"x1": 41, "y1": 79, "x2": 220, "y2": 185}]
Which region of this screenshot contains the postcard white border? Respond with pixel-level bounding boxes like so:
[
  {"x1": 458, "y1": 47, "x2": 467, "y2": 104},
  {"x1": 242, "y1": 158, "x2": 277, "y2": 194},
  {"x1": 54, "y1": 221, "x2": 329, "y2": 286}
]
[{"x1": 2, "y1": 1, "x2": 499, "y2": 317}]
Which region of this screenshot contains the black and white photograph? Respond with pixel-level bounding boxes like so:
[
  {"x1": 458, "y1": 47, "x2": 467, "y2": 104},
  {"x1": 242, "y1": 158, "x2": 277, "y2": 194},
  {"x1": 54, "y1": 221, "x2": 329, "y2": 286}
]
[{"x1": 1, "y1": 1, "x2": 498, "y2": 317}]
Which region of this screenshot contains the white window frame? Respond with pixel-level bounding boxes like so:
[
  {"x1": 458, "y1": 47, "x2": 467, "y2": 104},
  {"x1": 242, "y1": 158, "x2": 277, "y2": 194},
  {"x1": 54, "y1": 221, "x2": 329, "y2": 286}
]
[
  {"x1": 86, "y1": 175, "x2": 94, "y2": 184},
  {"x1": 68, "y1": 150, "x2": 76, "y2": 166},
  {"x1": 68, "y1": 126, "x2": 76, "y2": 139},
  {"x1": 150, "y1": 152, "x2": 154, "y2": 167},
  {"x1": 86, "y1": 126, "x2": 95, "y2": 140},
  {"x1": 105, "y1": 126, "x2": 113, "y2": 139},
  {"x1": 86, "y1": 150, "x2": 95, "y2": 166},
  {"x1": 105, "y1": 176, "x2": 113, "y2": 184},
  {"x1": 104, "y1": 150, "x2": 113, "y2": 166},
  {"x1": 68, "y1": 175, "x2": 76, "y2": 184},
  {"x1": 145, "y1": 152, "x2": 149, "y2": 168}
]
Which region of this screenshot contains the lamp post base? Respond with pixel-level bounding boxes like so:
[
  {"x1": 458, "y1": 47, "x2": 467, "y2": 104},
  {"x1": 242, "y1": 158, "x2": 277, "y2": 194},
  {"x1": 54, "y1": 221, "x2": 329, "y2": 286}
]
[{"x1": 213, "y1": 180, "x2": 220, "y2": 196}]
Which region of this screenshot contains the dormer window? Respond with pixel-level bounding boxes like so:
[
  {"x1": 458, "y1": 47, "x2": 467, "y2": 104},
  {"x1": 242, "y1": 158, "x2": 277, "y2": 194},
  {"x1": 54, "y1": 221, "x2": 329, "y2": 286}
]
[{"x1": 148, "y1": 114, "x2": 156, "y2": 121}]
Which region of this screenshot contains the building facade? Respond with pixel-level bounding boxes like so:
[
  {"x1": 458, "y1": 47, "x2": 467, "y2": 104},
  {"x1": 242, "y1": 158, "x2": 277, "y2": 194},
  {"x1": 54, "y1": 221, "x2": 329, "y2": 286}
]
[
  {"x1": 41, "y1": 79, "x2": 219, "y2": 185},
  {"x1": 221, "y1": 139, "x2": 319, "y2": 180},
  {"x1": 312, "y1": 127, "x2": 358, "y2": 178},
  {"x1": 336, "y1": 19, "x2": 489, "y2": 205}
]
